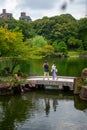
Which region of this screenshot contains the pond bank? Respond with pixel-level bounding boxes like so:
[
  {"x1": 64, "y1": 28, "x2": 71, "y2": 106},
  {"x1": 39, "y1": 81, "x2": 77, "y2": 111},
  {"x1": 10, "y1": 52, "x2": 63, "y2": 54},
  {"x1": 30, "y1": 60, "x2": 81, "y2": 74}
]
[
  {"x1": 80, "y1": 86, "x2": 87, "y2": 100},
  {"x1": 0, "y1": 76, "x2": 87, "y2": 101}
]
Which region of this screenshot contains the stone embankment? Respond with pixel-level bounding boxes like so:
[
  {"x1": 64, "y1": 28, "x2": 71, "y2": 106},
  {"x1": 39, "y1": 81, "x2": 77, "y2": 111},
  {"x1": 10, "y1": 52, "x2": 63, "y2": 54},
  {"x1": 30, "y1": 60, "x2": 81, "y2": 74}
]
[
  {"x1": 80, "y1": 68, "x2": 87, "y2": 100},
  {"x1": 79, "y1": 86, "x2": 87, "y2": 100},
  {"x1": 74, "y1": 68, "x2": 87, "y2": 101}
]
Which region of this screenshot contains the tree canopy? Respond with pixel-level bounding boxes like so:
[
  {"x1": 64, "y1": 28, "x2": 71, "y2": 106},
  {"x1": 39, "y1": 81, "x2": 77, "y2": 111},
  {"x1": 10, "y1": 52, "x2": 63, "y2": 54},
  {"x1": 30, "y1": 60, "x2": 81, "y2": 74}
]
[{"x1": 0, "y1": 13, "x2": 87, "y2": 55}]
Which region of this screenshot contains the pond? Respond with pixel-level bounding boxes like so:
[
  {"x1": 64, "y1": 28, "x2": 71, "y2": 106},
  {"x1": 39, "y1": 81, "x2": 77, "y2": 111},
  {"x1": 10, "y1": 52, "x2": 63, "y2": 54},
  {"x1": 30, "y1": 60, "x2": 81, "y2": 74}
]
[
  {"x1": 0, "y1": 91, "x2": 87, "y2": 130},
  {"x1": 0, "y1": 57, "x2": 87, "y2": 77},
  {"x1": 21, "y1": 57, "x2": 87, "y2": 77}
]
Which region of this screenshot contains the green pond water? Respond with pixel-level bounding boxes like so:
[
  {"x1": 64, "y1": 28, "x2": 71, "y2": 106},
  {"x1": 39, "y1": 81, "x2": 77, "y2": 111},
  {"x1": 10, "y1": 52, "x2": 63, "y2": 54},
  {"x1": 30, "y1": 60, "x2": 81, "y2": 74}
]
[
  {"x1": 0, "y1": 57, "x2": 87, "y2": 77},
  {"x1": 21, "y1": 57, "x2": 87, "y2": 77}
]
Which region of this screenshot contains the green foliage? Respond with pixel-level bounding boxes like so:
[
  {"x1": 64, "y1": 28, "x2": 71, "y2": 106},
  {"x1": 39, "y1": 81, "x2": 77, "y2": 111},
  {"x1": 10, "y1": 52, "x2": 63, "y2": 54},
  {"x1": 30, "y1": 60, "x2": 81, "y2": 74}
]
[
  {"x1": 25, "y1": 35, "x2": 54, "y2": 58},
  {"x1": 52, "y1": 42, "x2": 59, "y2": 52},
  {"x1": 0, "y1": 26, "x2": 44, "y2": 73},
  {"x1": 0, "y1": 25, "x2": 29, "y2": 57},
  {"x1": 31, "y1": 35, "x2": 47, "y2": 47},
  {"x1": 41, "y1": 45, "x2": 54, "y2": 56},
  {"x1": 77, "y1": 78, "x2": 83, "y2": 88},
  {"x1": 82, "y1": 40, "x2": 87, "y2": 50},
  {"x1": 0, "y1": 18, "x2": 35, "y2": 40},
  {"x1": 83, "y1": 79, "x2": 87, "y2": 86},
  {"x1": 78, "y1": 18, "x2": 87, "y2": 50},
  {"x1": 0, "y1": 14, "x2": 86, "y2": 54},
  {"x1": 57, "y1": 41, "x2": 68, "y2": 55},
  {"x1": 68, "y1": 37, "x2": 83, "y2": 50},
  {"x1": 77, "y1": 78, "x2": 87, "y2": 88}
]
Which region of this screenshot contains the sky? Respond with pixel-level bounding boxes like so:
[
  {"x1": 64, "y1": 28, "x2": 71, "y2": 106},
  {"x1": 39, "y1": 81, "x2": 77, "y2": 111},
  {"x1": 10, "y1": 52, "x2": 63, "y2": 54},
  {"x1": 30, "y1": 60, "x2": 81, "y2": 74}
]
[{"x1": 0, "y1": 0, "x2": 86, "y2": 21}]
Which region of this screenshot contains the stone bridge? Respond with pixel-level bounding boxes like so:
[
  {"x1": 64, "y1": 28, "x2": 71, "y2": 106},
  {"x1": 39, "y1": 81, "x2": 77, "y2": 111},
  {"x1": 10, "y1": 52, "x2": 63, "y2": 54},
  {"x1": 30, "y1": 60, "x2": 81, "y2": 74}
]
[{"x1": 26, "y1": 76, "x2": 76, "y2": 91}]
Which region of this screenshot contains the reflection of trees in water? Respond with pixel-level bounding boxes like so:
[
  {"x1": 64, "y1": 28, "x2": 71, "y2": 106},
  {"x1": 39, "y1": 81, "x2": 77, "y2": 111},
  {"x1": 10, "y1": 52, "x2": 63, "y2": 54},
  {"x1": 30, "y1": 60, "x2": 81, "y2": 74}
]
[
  {"x1": 1, "y1": 91, "x2": 87, "y2": 130},
  {"x1": 74, "y1": 95, "x2": 87, "y2": 111},
  {"x1": 0, "y1": 95, "x2": 33, "y2": 130}
]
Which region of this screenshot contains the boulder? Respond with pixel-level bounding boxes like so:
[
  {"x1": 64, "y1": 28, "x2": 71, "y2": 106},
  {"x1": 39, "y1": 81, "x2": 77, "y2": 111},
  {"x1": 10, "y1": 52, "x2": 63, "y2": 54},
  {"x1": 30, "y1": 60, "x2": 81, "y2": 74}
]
[
  {"x1": 80, "y1": 86, "x2": 87, "y2": 100},
  {"x1": 81, "y1": 68, "x2": 87, "y2": 79}
]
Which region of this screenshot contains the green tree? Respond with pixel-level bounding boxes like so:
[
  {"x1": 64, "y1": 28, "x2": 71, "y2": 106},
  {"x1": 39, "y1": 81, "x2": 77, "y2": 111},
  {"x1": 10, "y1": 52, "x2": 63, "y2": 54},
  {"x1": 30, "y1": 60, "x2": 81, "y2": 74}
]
[
  {"x1": 31, "y1": 14, "x2": 77, "y2": 45},
  {"x1": 68, "y1": 37, "x2": 83, "y2": 50},
  {"x1": 31, "y1": 35, "x2": 47, "y2": 47},
  {"x1": 0, "y1": 25, "x2": 29, "y2": 57},
  {"x1": 52, "y1": 41, "x2": 59, "y2": 52},
  {"x1": 0, "y1": 18, "x2": 35, "y2": 41},
  {"x1": 25, "y1": 35, "x2": 54, "y2": 58},
  {"x1": 42, "y1": 45, "x2": 54, "y2": 57},
  {"x1": 57, "y1": 41, "x2": 68, "y2": 55},
  {"x1": 78, "y1": 18, "x2": 87, "y2": 50},
  {"x1": 0, "y1": 25, "x2": 32, "y2": 73}
]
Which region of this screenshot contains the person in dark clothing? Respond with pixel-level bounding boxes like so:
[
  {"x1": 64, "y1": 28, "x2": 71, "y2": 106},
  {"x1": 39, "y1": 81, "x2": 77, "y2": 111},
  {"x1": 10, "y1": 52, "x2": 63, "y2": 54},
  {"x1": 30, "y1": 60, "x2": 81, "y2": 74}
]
[{"x1": 43, "y1": 61, "x2": 49, "y2": 80}]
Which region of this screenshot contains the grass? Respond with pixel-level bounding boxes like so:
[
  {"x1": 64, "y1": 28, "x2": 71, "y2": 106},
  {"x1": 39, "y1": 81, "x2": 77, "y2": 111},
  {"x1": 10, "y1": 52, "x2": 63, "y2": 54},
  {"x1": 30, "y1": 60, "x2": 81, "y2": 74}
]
[
  {"x1": 68, "y1": 50, "x2": 87, "y2": 57},
  {"x1": 68, "y1": 51, "x2": 79, "y2": 57}
]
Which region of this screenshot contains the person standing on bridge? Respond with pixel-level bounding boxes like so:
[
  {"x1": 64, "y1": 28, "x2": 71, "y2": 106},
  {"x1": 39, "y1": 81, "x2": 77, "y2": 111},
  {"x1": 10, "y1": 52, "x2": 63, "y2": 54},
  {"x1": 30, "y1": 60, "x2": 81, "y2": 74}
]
[
  {"x1": 51, "y1": 62, "x2": 58, "y2": 80},
  {"x1": 43, "y1": 60, "x2": 50, "y2": 80}
]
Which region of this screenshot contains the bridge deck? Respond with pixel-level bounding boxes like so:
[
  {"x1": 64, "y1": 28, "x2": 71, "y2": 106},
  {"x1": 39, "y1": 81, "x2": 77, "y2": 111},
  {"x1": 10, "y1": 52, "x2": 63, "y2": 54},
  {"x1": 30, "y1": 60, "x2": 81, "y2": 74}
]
[{"x1": 26, "y1": 76, "x2": 76, "y2": 90}]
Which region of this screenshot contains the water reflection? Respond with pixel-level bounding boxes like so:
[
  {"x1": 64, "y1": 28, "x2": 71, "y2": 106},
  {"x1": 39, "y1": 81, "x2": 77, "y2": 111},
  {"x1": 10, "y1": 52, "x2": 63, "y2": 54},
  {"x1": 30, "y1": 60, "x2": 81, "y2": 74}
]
[
  {"x1": 44, "y1": 98, "x2": 58, "y2": 116},
  {"x1": 44, "y1": 97, "x2": 58, "y2": 116},
  {"x1": 53, "y1": 98, "x2": 58, "y2": 111},
  {"x1": 74, "y1": 95, "x2": 87, "y2": 110},
  {"x1": 0, "y1": 91, "x2": 87, "y2": 130},
  {"x1": 44, "y1": 98, "x2": 50, "y2": 116},
  {"x1": 0, "y1": 95, "x2": 34, "y2": 130}
]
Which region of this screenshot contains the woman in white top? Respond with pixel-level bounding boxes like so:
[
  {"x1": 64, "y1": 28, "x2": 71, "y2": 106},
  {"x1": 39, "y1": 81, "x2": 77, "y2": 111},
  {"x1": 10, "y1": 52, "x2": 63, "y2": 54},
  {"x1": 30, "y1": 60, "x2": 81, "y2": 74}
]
[{"x1": 51, "y1": 63, "x2": 58, "y2": 80}]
